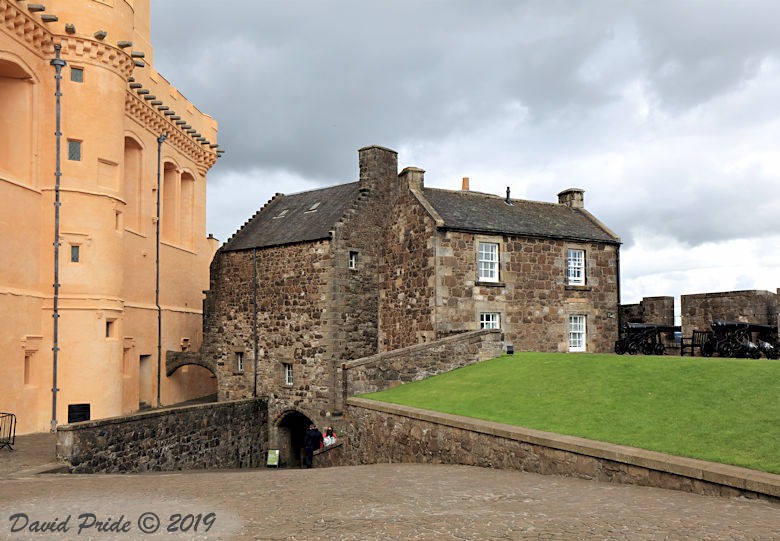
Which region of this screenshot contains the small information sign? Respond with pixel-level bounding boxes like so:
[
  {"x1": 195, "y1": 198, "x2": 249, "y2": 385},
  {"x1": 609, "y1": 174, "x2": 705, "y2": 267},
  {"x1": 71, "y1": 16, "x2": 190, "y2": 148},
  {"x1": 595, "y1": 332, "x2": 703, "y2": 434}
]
[{"x1": 266, "y1": 449, "x2": 280, "y2": 467}]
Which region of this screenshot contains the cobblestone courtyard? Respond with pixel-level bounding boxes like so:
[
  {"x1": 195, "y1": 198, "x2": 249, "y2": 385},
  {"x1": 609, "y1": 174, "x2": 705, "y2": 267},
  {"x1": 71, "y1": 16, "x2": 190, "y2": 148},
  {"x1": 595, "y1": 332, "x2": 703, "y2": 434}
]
[{"x1": 1, "y1": 458, "x2": 778, "y2": 540}]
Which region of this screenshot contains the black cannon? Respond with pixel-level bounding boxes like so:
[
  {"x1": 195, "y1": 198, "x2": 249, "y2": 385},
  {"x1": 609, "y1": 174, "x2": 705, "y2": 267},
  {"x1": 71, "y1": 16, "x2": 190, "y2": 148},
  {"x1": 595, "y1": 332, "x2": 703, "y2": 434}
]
[
  {"x1": 615, "y1": 323, "x2": 680, "y2": 355},
  {"x1": 753, "y1": 324, "x2": 779, "y2": 359},
  {"x1": 700, "y1": 321, "x2": 778, "y2": 359}
]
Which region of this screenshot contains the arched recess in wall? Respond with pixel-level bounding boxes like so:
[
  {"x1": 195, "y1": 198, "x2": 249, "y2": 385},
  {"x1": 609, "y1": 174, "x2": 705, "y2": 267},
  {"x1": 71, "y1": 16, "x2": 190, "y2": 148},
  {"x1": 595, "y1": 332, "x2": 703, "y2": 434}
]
[
  {"x1": 274, "y1": 409, "x2": 316, "y2": 469},
  {"x1": 161, "y1": 159, "x2": 180, "y2": 244},
  {"x1": 180, "y1": 170, "x2": 196, "y2": 249},
  {"x1": 0, "y1": 56, "x2": 36, "y2": 186},
  {"x1": 123, "y1": 135, "x2": 144, "y2": 232}
]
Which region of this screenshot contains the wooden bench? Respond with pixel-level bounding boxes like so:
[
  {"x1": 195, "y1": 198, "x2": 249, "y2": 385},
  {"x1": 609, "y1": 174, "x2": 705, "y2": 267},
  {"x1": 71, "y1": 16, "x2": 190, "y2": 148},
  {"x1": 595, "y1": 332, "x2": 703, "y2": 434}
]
[
  {"x1": 0, "y1": 412, "x2": 16, "y2": 451},
  {"x1": 680, "y1": 330, "x2": 711, "y2": 357}
]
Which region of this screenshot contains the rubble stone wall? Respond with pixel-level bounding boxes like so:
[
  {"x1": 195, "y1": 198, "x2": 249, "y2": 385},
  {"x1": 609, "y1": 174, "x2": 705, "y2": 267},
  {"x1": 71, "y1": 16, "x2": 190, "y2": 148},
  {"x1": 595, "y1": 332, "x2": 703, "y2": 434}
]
[
  {"x1": 203, "y1": 243, "x2": 338, "y2": 424},
  {"x1": 56, "y1": 399, "x2": 267, "y2": 473},
  {"x1": 339, "y1": 398, "x2": 779, "y2": 501},
  {"x1": 342, "y1": 328, "x2": 503, "y2": 398},
  {"x1": 436, "y1": 232, "x2": 620, "y2": 353}
]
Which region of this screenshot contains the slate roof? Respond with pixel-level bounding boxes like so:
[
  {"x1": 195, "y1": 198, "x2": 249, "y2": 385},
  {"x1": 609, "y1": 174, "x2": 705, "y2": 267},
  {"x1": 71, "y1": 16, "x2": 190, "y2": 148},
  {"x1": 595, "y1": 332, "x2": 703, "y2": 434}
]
[
  {"x1": 421, "y1": 188, "x2": 620, "y2": 244},
  {"x1": 222, "y1": 182, "x2": 360, "y2": 251}
]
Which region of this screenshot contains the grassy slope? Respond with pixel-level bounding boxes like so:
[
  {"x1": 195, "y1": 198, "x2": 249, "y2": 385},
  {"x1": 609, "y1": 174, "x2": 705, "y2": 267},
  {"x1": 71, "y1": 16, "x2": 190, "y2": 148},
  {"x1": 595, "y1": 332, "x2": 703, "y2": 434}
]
[{"x1": 361, "y1": 353, "x2": 780, "y2": 474}]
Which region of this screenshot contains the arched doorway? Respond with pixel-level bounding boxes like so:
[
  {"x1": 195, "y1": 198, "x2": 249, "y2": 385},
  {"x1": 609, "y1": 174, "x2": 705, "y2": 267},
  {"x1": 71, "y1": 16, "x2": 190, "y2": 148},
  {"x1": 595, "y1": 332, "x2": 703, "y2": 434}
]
[{"x1": 276, "y1": 410, "x2": 314, "y2": 468}]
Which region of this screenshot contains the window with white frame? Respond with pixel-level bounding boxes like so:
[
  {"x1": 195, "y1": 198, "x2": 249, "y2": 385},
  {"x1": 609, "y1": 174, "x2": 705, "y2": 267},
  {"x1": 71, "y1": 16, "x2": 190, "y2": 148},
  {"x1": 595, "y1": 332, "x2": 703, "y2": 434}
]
[
  {"x1": 567, "y1": 249, "x2": 585, "y2": 286},
  {"x1": 480, "y1": 312, "x2": 501, "y2": 330},
  {"x1": 568, "y1": 315, "x2": 586, "y2": 352},
  {"x1": 348, "y1": 251, "x2": 358, "y2": 270},
  {"x1": 283, "y1": 363, "x2": 293, "y2": 386},
  {"x1": 477, "y1": 242, "x2": 499, "y2": 282},
  {"x1": 235, "y1": 351, "x2": 244, "y2": 373}
]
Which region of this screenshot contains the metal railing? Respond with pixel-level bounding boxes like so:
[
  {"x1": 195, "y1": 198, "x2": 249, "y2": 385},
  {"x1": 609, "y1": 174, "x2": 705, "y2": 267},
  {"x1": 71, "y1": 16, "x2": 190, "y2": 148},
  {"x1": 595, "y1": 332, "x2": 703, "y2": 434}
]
[{"x1": 0, "y1": 413, "x2": 16, "y2": 451}]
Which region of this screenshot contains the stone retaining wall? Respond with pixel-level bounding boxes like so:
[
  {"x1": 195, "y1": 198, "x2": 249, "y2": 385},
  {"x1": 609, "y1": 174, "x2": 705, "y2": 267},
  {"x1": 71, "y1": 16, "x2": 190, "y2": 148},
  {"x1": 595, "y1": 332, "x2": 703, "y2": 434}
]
[
  {"x1": 341, "y1": 397, "x2": 779, "y2": 501},
  {"x1": 56, "y1": 398, "x2": 267, "y2": 473},
  {"x1": 341, "y1": 328, "x2": 503, "y2": 400}
]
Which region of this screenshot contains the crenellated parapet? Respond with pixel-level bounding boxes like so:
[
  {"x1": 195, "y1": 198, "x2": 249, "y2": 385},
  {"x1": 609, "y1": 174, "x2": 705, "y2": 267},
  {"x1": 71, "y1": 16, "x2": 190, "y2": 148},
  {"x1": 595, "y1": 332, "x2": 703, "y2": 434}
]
[
  {"x1": 1, "y1": 0, "x2": 56, "y2": 54},
  {"x1": 55, "y1": 35, "x2": 135, "y2": 79},
  {"x1": 125, "y1": 92, "x2": 219, "y2": 174}
]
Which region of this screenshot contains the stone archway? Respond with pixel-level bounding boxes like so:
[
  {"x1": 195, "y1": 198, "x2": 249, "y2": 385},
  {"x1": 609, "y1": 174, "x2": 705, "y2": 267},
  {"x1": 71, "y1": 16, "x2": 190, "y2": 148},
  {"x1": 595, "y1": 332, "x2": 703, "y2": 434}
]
[
  {"x1": 166, "y1": 351, "x2": 216, "y2": 378},
  {"x1": 275, "y1": 410, "x2": 314, "y2": 468}
]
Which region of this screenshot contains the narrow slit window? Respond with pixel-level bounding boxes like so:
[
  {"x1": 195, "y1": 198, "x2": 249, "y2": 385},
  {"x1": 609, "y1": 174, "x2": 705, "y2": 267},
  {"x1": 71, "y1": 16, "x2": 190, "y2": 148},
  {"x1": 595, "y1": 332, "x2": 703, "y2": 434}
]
[
  {"x1": 283, "y1": 363, "x2": 293, "y2": 386},
  {"x1": 24, "y1": 353, "x2": 33, "y2": 385},
  {"x1": 235, "y1": 351, "x2": 244, "y2": 373},
  {"x1": 70, "y1": 67, "x2": 84, "y2": 83},
  {"x1": 349, "y1": 251, "x2": 358, "y2": 270},
  {"x1": 273, "y1": 209, "x2": 289, "y2": 219},
  {"x1": 106, "y1": 319, "x2": 116, "y2": 339},
  {"x1": 305, "y1": 202, "x2": 321, "y2": 213},
  {"x1": 70, "y1": 245, "x2": 80, "y2": 263}
]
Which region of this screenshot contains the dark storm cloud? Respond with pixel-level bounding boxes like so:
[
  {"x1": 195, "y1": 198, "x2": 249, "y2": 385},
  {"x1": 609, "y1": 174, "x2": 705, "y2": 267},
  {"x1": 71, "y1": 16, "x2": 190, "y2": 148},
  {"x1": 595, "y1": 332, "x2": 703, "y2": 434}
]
[
  {"x1": 151, "y1": 0, "x2": 780, "y2": 258},
  {"x1": 150, "y1": 1, "x2": 636, "y2": 180}
]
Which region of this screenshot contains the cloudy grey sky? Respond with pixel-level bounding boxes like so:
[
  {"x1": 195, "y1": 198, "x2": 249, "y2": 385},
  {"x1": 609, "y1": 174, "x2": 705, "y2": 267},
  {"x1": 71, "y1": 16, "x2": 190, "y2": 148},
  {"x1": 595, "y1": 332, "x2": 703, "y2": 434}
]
[{"x1": 150, "y1": 0, "x2": 780, "y2": 306}]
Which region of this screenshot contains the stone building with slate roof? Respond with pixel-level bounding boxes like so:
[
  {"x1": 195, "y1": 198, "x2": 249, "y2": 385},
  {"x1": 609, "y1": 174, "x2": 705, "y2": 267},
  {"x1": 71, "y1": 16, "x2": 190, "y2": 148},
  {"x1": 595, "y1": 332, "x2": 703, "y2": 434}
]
[{"x1": 198, "y1": 145, "x2": 620, "y2": 456}]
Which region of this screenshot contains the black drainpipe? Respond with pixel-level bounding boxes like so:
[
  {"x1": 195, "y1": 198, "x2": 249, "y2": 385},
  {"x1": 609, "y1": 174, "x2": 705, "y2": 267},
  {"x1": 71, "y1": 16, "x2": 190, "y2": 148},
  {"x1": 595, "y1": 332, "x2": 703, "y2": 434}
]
[
  {"x1": 155, "y1": 132, "x2": 168, "y2": 408},
  {"x1": 50, "y1": 44, "x2": 66, "y2": 432},
  {"x1": 253, "y1": 247, "x2": 258, "y2": 398}
]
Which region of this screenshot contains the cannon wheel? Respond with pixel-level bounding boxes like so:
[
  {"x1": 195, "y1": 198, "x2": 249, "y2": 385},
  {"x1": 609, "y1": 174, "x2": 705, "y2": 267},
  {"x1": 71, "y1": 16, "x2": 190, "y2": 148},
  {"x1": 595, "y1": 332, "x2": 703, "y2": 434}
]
[
  {"x1": 701, "y1": 339, "x2": 715, "y2": 357},
  {"x1": 627, "y1": 342, "x2": 639, "y2": 355},
  {"x1": 718, "y1": 340, "x2": 736, "y2": 358},
  {"x1": 641, "y1": 341, "x2": 656, "y2": 355},
  {"x1": 766, "y1": 348, "x2": 779, "y2": 360},
  {"x1": 654, "y1": 343, "x2": 666, "y2": 355},
  {"x1": 614, "y1": 340, "x2": 627, "y2": 355},
  {"x1": 750, "y1": 347, "x2": 762, "y2": 359}
]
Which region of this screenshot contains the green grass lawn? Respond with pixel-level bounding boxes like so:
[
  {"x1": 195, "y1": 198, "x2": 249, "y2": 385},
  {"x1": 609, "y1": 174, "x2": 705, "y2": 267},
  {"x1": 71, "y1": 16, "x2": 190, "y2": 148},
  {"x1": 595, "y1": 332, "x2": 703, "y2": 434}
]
[{"x1": 360, "y1": 352, "x2": 780, "y2": 474}]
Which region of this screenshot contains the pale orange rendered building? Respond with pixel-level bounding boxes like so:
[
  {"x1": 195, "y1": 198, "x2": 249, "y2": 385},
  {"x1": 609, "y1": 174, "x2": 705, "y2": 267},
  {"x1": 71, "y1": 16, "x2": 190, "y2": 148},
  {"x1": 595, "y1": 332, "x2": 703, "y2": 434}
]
[{"x1": 1, "y1": 0, "x2": 220, "y2": 434}]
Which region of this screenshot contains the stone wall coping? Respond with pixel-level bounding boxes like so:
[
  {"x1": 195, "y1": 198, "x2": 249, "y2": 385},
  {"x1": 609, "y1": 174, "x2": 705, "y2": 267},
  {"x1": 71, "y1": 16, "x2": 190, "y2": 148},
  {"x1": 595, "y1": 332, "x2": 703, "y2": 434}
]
[
  {"x1": 347, "y1": 397, "x2": 780, "y2": 498},
  {"x1": 681, "y1": 290, "x2": 776, "y2": 300},
  {"x1": 314, "y1": 441, "x2": 343, "y2": 456},
  {"x1": 56, "y1": 398, "x2": 262, "y2": 432},
  {"x1": 341, "y1": 329, "x2": 501, "y2": 369}
]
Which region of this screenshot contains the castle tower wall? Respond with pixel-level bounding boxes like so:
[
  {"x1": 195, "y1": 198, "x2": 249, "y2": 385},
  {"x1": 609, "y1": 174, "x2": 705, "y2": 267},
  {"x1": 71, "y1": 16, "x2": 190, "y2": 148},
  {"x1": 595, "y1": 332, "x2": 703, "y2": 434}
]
[{"x1": 0, "y1": 0, "x2": 219, "y2": 433}]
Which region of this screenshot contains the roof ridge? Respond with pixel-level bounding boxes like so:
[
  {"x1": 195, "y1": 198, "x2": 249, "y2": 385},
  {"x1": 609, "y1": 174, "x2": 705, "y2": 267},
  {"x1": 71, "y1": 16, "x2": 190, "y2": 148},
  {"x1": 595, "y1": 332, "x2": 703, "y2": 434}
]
[
  {"x1": 282, "y1": 180, "x2": 359, "y2": 198},
  {"x1": 422, "y1": 186, "x2": 560, "y2": 207}
]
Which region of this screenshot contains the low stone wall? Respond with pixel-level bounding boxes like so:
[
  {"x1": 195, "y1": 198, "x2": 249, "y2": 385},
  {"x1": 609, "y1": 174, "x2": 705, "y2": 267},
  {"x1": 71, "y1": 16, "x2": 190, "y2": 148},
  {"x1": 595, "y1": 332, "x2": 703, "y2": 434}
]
[
  {"x1": 342, "y1": 398, "x2": 780, "y2": 501},
  {"x1": 312, "y1": 441, "x2": 345, "y2": 468},
  {"x1": 341, "y1": 329, "x2": 503, "y2": 401},
  {"x1": 56, "y1": 398, "x2": 267, "y2": 473}
]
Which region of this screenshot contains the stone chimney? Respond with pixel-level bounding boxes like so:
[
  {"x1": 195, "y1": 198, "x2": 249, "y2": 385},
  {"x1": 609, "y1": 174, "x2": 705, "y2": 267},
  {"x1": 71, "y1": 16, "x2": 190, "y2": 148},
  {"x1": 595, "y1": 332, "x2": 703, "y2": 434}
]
[
  {"x1": 557, "y1": 188, "x2": 584, "y2": 208},
  {"x1": 400, "y1": 167, "x2": 425, "y2": 191},
  {"x1": 358, "y1": 145, "x2": 398, "y2": 192},
  {"x1": 462, "y1": 177, "x2": 469, "y2": 191}
]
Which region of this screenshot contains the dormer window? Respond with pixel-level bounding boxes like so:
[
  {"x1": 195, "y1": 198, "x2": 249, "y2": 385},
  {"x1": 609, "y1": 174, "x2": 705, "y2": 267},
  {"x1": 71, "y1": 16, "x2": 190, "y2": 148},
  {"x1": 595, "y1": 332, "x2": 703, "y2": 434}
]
[
  {"x1": 273, "y1": 209, "x2": 289, "y2": 219},
  {"x1": 305, "y1": 202, "x2": 321, "y2": 213}
]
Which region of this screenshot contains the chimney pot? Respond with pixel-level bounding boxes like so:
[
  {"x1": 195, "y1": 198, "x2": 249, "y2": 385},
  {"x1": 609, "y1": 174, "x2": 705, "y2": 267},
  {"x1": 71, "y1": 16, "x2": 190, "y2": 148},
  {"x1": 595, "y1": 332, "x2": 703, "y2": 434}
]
[{"x1": 462, "y1": 177, "x2": 469, "y2": 191}]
